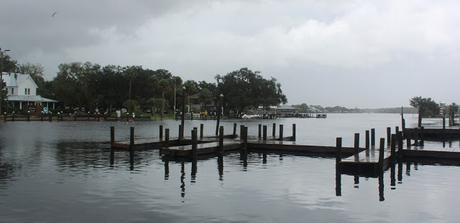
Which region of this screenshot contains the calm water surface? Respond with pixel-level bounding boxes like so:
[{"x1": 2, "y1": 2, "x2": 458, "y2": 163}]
[{"x1": 1, "y1": 113, "x2": 460, "y2": 223}]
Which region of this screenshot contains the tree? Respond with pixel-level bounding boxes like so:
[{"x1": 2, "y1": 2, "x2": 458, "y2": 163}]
[
  {"x1": 215, "y1": 68, "x2": 287, "y2": 117},
  {"x1": 410, "y1": 96, "x2": 440, "y2": 127}
]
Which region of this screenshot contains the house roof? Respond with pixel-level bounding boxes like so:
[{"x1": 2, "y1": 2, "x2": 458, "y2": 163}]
[
  {"x1": 1, "y1": 72, "x2": 38, "y2": 88},
  {"x1": 277, "y1": 105, "x2": 296, "y2": 110},
  {"x1": 7, "y1": 95, "x2": 57, "y2": 103}
]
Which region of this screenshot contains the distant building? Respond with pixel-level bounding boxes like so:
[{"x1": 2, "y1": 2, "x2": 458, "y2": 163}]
[
  {"x1": 276, "y1": 105, "x2": 297, "y2": 117},
  {"x1": 1, "y1": 72, "x2": 57, "y2": 112}
]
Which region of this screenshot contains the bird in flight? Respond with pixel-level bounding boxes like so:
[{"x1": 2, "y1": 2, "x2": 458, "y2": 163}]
[{"x1": 51, "y1": 11, "x2": 58, "y2": 17}]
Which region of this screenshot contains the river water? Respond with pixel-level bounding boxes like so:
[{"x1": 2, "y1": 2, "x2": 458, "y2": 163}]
[{"x1": 0, "y1": 113, "x2": 459, "y2": 222}]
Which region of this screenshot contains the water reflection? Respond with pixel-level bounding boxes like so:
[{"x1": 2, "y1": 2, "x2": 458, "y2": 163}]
[
  {"x1": 180, "y1": 162, "x2": 185, "y2": 200},
  {"x1": 217, "y1": 155, "x2": 223, "y2": 181}
]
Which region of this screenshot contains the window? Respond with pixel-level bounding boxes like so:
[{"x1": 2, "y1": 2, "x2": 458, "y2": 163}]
[
  {"x1": 24, "y1": 88, "x2": 31, "y2": 95},
  {"x1": 25, "y1": 88, "x2": 27, "y2": 95}
]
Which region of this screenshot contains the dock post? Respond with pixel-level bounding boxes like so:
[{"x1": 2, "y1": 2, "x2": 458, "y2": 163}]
[
  {"x1": 239, "y1": 125, "x2": 244, "y2": 142},
  {"x1": 244, "y1": 126, "x2": 248, "y2": 149},
  {"x1": 110, "y1": 126, "x2": 115, "y2": 147},
  {"x1": 192, "y1": 128, "x2": 198, "y2": 161},
  {"x1": 159, "y1": 125, "x2": 163, "y2": 141},
  {"x1": 365, "y1": 130, "x2": 370, "y2": 156},
  {"x1": 390, "y1": 134, "x2": 396, "y2": 162},
  {"x1": 164, "y1": 128, "x2": 170, "y2": 143},
  {"x1": 420, "y1": 127, "x2": 424, "y2": 146},
  {"x1": 200, "y1": 124, "x2": 204, "y2": 139},
  {"x1": 129, "y1": 127, "x2": 135, "y2": 167},
  {"x1": 263, "y1": 125, "x2": 267, "y2": 141},
  {"x1": 336, "y1": 137, "x2": 342, "y2": 163},
  {"x1": 335, "y1": 137, "x2": 342, "y2": 197},
  {"x1": 379, "y1": 138, "x2": 385, "y2": 168},
  {"x1": 443, "y1": 115, "x2": 446, "y2": 130},
  {"x1": 406, "y1": 138, "x2": 411, "y2": 149},
  {"x1": 397, "y1": 131, "x2": 403, "y2": 158},
  {"x1": 279, "y1": 124, "x2": 284, "y2": 140},
  {"x1": 395, "y1": 126, "x2": 399, "y2": 135},
  {"x1": 354, "y1": 133, "x2": 360, "y2": 160},
  {"x1": 292, "y1": 124, "x2": 296, "y2": 141},
  {"x1": 219, "y1": 126, "x2": 224, "y2": 155},
  {"x1": 386, "y1": 127, "x2": 391, "y2": 146},
  {"x1": 129, "y1": 127, "x2": 135, "y2": 150},
  {"x1": 233, "y1": 123, "x2": 237, "y2": 138},
  {"x1": 402, "y1": 119, "x2": 406, "y2": 136},
  {"x1": 258, "y1": 124, "x2": 262, "y2": 139},
  {"x1": 371, "y1": 128, "x2": 375, "y2": 146},
  {"x1": 178, "y1": 125, "x2": 183, "y2": 140},
  {"x1": 272, "y1": 123, "x2": 276, "y2": 138}
]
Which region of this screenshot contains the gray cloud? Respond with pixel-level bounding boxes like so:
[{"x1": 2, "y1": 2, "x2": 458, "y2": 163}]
[{"x1": 1, "y1": 0, "x2": 460, "y2": 107}]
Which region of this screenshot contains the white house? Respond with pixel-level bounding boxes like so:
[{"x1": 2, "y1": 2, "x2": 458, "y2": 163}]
[{"x1": 1, "y1": 72, "x2": 57, "y2": 112}]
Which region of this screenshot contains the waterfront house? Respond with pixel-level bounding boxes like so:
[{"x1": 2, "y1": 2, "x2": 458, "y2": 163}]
[{"x1": 1, "y1": 72, "x2": 57, "y2": 112}]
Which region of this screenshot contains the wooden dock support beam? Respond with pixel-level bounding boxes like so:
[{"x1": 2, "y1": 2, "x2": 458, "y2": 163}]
[
  {"x1": 336, "y1": 137, "x2": 342, "y2": 163},
  {"x1": 279, "y1": 124, "x2": 284, "y2": 140},
  {"x1": 200, "y1": 124, "x2": 204, "y2": 139},
  {"x1": 354, "y1": 133, "x2": 360, "y2": 160},
  {"x1": 406, "y1": 138, "x2": 411, "y2": 149},
  {"x1": 272, "y1": 123, "x2": 276, "y2": 138},
  {"x1": 129, "y1": 127, "x2": 134, "y2": 166},
  {"x1": 420, "y1": 127, "x2": 424, "y2": 146},
  {"x1": 110, "y1": 126, "x2": 115, "y2": 147},
  {"x1": 371, "y1": 128, "x2": 375, "y2": 146},
  {"x1": 365, "y1": 130, "x2": 370, "y2": 156},
  {"x1": 165, "y1": 128, "x2": 170, "y2": 142},
  {"x1": 258, "y1": 124, "x2": 262, "y2": 139},
  {"x1": 397, "y1": 131, "x2": 403, "y2": 158},
  {"x1": 390, "y1": 134, "x2": 396, "y2": 161},
  {"x1": 233, "y1": 123, "x2": 237, "y2": 137},
  {"x1": 379, "y1": 138, "x2": 385, "y2": 168},
  {"x1": 191, "y1": 128, "x2": 198, "y2": 161},
  {"x1": 386, "y1": 127, "x2": 391, "y2": 146},
  {"x1": 292, "y1": 124, "x2": 296, "y2": 141},
  {"x1": 179, "y1": 125, "x2": 183, "y2": 140},
  {"x1": 263, "y1": 125, "x2": 267, "y2": 141},
  {"x1": 159, "y1": 125, "x2": 163, "y2": 141}
]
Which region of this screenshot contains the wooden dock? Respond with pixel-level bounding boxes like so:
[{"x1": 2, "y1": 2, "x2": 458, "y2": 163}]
[{"x1": 108, "y1": 123, "x2": 460, "y2": 178}]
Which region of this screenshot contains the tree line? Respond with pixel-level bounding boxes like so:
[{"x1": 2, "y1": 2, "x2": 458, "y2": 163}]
[{"x1": 0, "y1": 53, "x2": 287, "y2": 117}]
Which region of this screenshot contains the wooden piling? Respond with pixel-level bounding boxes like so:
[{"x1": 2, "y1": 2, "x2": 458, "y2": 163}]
[
  {"x1": 258, "y1": 124, "x2": 262, "y2": 139},
  {"x1": 354, "y1": 133, "x2": 360, "y2": 160},
  {"x1": 371, "y1": 128, "x2": 375, "y2": 146},
  {"x1": 292, "y1": 124, "x2": 296, "y2": 141},
  {"x1": 191, "y1": 129, "x2": 197, "y2": 161},
  {"x1": 219, "y1": 126, "x2": 224, "y2": 154},
  {"x1": 165, "y1": 128, "x2": 170, "y2": 142},
  {"x1": 379, "y1": 138, "x2": 385, "y2": 167},
  {"x1": 272, "y1": 123, "x2": 276, "y2": 137},
  {"x1": 159, "y1": 125, "x2": 163, "y2": 140},
  {"x1": 397, "y1": 131, "x2": 403, "y2": 158},
  {"x1": 336, "y1": 137, "x2": 342, "y2": 163},
  {"x1": 406, "y1": 138, "x2": 411, "y2": 149},
  {"x1": 365, "y1": 130, "x2": 370, "y2": 156},
  {"x1": 395, "y1": 126, "x2": 399, "y2": 134},
  {"x1": 179, "y1": 125, "x2": 183, "y2": 140},
  {"x1": 279, "y1": 124, "x2": 284, "y2": 140},
  {"x1": 443, "y1": 115, "x2": 446, "y2": 130},
  {"x1": 240, "y1": 125, "x2": 245, "y2": 141},
  {"x1": 386, "y1": 127, "x2": 391, "y2": 146},
  {"x1": 233, "y1": 123, "x2": 237, "y2": 137},
  {"x1": 263, "y1": 125, "x2": 267, "y2": 141},
  {"x1": 390, "y1": 134, "x2": 396, "y2": 161},
  {"x1": 110, "y1": 126, "x2": 115, "y2": 147},
  {"x1": 200, "y1": 124, "x2": 204, "y2": 139},
  {"x1": 129, "y1": 127, "x2": 134, "y2": 151},
  {"x1": 420, "y1": 127, "x2": 424, "y2": 146}
]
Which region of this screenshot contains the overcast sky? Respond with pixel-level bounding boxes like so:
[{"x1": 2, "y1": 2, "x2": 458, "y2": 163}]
[{"x1": 1, "y1": 0, "x2": 459, "y2": 107}]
